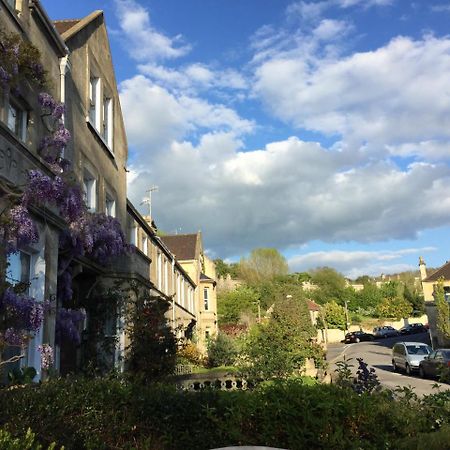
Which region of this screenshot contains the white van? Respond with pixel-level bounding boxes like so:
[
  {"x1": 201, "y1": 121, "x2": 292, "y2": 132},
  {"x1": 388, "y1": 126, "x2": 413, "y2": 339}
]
[{"x1": 392, "y1": 342, "x2": 431, "y2": 375}]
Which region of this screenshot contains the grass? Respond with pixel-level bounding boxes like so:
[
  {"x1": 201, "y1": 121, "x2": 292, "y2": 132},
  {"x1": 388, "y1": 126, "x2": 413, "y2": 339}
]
[{"x1": 191, "y1": 365, "x2": 240, "y2": 374}]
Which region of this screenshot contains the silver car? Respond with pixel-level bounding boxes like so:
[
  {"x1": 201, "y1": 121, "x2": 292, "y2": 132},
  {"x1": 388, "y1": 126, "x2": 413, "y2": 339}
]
[
  {"x1": 392, "y1": 342, "x2": 431, "y2": 375},
  {"x1": 373, "y1": 326, "x2": 399, "y2": 339}
]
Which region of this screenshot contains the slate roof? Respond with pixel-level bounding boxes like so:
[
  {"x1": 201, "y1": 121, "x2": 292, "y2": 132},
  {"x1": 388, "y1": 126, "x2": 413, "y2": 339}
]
[
  {"x1": 424, "y1": 260, "x2": 450, "y2": 282},
  {"x1": 160, "y1": 234, "x2": 198, "y2": 261},
  {"x1": 200, "y1": 273, "x2": 214, "y2": 282},
  {"x1": 53, "y1": 19, "x2": 80, "y2": 35}
]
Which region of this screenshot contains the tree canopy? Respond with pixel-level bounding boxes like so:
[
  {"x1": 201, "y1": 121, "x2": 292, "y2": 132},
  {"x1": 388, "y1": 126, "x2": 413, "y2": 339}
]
[{"x1": 239, "y1": 248, "x2": 288, "y2": 285}]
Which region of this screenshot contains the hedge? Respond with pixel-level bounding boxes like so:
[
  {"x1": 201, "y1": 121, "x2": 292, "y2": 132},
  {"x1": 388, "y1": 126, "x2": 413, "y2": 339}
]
[{"x1": 0, "y1": 378, "x2": 450, "y2": 449}]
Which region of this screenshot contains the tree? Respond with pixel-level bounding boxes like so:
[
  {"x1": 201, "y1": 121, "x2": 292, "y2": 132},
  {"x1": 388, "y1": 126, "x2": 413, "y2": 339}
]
[
  {"x1": 434, "y1": 279, "x2": 450, "y2": 340},
  {"x1": 239, "y1": 292, "x2": 318, "y2": 379},
  {"x1": 322, "y1": 301, "x2": 347, "y2": 330},
  {"x1": 217, "y1": 286, "x2": 259, "y2": 324},
  {"x1": 207, "y1": 332, "x2": 238, "y2": 367},
  {"x1": 354, "y1": 282, "x2": 383, "y2": 312},
  {"x1": 213, "y1": 258, "x2": 239, "y2": 279},
  {"x1": 377, "y1": 296, "x2": 412, "y2": 320},
  {"x1": 239, "y1": 248, "x2": 288, "y2": 284},
  {"x1": 310, "y1": 267, "x2": 347, "y2": 305}
]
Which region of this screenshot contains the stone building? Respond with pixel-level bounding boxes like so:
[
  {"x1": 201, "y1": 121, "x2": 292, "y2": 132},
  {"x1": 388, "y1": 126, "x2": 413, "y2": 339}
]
[
  {"x1": 419, "y1": 257, "x2": 450, "y2": 347},
  {"x1": 160, "y1": 232, "x2": 218, "y2": 351},
  {"x1": 0, "y1": 0, "x2": 68, "y2": 380}
]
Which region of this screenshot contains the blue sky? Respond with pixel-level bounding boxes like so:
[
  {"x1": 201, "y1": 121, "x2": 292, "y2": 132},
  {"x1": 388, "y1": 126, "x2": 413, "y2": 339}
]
[{"x1": 42, "y1": 0, "x2": 450, "y2": 277}]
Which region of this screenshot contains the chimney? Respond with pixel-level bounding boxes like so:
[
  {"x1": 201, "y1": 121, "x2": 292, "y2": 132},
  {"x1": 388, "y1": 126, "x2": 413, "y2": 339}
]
[{"x1": 419, "y1": 256, "x2": 427, "y2": 280}]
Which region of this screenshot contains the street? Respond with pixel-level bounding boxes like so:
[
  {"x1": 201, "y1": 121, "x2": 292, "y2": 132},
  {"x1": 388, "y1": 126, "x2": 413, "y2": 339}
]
[{"x1": 327, "y1": 333, "x2": 450, "y2": 396}]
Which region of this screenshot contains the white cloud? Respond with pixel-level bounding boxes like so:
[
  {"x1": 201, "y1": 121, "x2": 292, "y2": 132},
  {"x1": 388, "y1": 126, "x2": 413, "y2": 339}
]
[
  {"x1": 288, "y1": 247, "x2": 435, "y2": 277},
  {"x1": 254, "y1": 35, "x2": 450, "y2": 152},
  {"x1": 114, "y1": 0, "x2": 190, "y2": 62}
]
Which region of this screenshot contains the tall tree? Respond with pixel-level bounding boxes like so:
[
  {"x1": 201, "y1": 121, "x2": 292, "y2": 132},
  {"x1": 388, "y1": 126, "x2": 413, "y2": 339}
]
[
  {"x1": 239, "y1": 248, "x2": 288, "y2": 284},
  {"x1": 310, "y1": 267, "x2": 347, "y2": 305}
]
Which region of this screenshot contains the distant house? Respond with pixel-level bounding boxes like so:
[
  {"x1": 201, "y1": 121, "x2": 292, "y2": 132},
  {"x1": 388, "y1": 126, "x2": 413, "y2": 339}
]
[
  {"x1": 160, "y1": 233, "x2": 218, "y2": 351},
  {"x1": 419, "y1": 257, "x2": 450, "y2": 347},
  {"x1": 307, "y1": 300, "x2": 321, "y2": 325}
]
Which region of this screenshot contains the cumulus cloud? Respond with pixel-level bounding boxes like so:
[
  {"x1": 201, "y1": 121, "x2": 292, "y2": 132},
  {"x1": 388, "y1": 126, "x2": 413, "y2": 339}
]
[
  {"x1": 114, "y1": 0, "x2": 190, "y2": 62},
  {"x1": 124, "y1": 133, "x2": 450, "y2": 256},
  {"x1": 288, "y1": 247, "x2": 435, "y2": 278},
  {"x1": 254, "y1": 35, "x2": 450, "y2": 154}
]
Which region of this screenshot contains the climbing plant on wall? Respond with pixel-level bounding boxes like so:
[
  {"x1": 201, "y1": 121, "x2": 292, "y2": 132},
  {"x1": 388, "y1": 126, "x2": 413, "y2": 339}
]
[{"x1": 435, "y1": 279, "x2": 450, "y2": 340}]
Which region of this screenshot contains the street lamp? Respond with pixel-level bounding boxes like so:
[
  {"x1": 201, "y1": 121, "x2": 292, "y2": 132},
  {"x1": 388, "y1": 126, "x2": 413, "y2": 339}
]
[{"x1": 344, "y1": 299, "x2": 350, "y2": 331}]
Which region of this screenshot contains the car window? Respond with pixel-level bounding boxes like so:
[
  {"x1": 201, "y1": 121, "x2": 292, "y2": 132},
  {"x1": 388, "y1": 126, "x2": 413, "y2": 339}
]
[
  {"x1": 435, "y1": 351, "x2": 444, "y2": 360},
  {"x1": 428, "y1": 351, "x2": 436, "y2": 359},
  {"x1": 406, "y1": 345, "x2": 430, "y2": 355}
]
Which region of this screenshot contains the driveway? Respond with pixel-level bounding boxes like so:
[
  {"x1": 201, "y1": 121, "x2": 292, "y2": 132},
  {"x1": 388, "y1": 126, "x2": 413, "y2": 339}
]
[{"x1": 326, "y1": 332, "x2": 450, "y2": 396}]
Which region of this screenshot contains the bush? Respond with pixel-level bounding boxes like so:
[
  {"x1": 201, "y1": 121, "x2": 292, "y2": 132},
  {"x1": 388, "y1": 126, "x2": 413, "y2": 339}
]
[
  {"x1": 206, "y1": 332, "x2": 238, "y2": 367},
  {"x1": 1, "y1": 377, "x2": 450, "y2": 449},
  {"x1": 177, "y1": 342, "x2": 204, "y2": 366},
  {"x1": 0, "y1": 428, "x2": 58, "y2": 450}
]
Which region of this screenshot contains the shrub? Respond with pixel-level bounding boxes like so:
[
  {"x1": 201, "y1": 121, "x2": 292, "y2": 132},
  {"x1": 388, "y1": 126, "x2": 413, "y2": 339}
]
[
  {"x1": 177, "y1": 342, "x2": 204, "y2": 366},
  {"x1": 206, "y1": 332, "x2": 238, "y2": 367},
  {"x1": 0, "y1": 428, "x2": 58, "y2": 450}
]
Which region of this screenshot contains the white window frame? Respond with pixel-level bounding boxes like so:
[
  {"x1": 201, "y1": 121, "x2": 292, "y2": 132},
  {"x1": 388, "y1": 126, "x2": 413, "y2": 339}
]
[
  {"x1": 105, "y1": 194, "x2": 116, "y2": 218},
  {"x1": 157, "y1": 252, "x2": 162, "y2": 291},
  {"x1": 82, "y1": 169, "x2": 97, "y2": 212},
  {"x1": 7, "y1": 96, "x2": 27, "y2": 142},
  {"x1": 164, "y1": 259, "x2": 169, "y2": 294},
  {"x1": 204, "y1": 287, "x2": 209, "y2": 311},
  {"x1": 142, "y1": 235, "x2": 148, "y2": 256},
  {"x1": 181, "y1": 278, "x2": 185, "y2": 307},
  {"x1": 89, "y1": 76, "x2": 101, "y2": 130},
  {"x1": 103, "y1": 96, "x2": 113, "y2": 149}
]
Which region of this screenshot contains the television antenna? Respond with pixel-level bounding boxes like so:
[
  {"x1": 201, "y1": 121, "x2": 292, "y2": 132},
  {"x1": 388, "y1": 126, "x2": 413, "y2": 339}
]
[{"x1": 141, "y1": 185, "x2": 159, "y2": 218}]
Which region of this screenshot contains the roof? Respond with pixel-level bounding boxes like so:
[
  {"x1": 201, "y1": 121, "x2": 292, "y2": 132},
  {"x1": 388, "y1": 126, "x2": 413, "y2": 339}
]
[
  {"x1": 53, "y1": 11, "x2": 103, "y2": 41},
  {"x1": 424, "y1": 260, "x2": 450, "y2": 282},
  {"x1": 160, "y1": 234, "x2": 198, "y2": 261},
  {"x1": 53, "y1": 19, "x2": 81, "y2": 35},
  {"x1": 307, "y1": 300, "x2": 321, "y2": 312},
  {"x1": 200, "y1": 273, "x2": 214, "y2": 282}
]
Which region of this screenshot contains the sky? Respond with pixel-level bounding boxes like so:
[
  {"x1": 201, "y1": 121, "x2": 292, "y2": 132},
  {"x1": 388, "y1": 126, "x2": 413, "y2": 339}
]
[{"x1": 42, "y1": 0, "x2": 450, "y2": 278}]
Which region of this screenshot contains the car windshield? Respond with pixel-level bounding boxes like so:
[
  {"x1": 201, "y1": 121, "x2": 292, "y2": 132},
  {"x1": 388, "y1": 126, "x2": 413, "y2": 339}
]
[{"x1": 406, "y1": 345, "x2": 430, "y2": 355}]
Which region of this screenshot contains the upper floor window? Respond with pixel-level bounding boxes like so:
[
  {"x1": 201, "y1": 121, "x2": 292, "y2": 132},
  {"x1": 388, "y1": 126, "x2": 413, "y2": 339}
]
[
  {"x1": 103, "y1": 97, "x2": 113, "y2": 149},
  {"x1": 157, "y1": 252, "x2": 162, "y2": 291},
  {"x1": 6, "y1": 251, "x2": 31, "y2": 289},
  {"x1": 129, "y1": 224, "x2": 138, "y2": 246},
  {"x1": 83, "y1": 169, "x2": 97, "y2": 212},
  {"x1": 105, "y1": 194, "x2": 116, "y2": 218},
  {"x1": 142, "y1": 235, "x2": 148, "y2": 257},
  {"x1": 89, "y1": 76, "x2": 101, "y2": 130},
  {"x1": 7, "y1": 97, "x2": 27, "y2": 142},
  {"x1": 203, "y1": 287, "x2": 209, "y2": 311}
]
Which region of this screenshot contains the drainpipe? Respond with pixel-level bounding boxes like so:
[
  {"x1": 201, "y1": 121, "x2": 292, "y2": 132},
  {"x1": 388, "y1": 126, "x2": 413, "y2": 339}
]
[{"x1": 172, "y1": 258, "x2": 176, "y2": 331}]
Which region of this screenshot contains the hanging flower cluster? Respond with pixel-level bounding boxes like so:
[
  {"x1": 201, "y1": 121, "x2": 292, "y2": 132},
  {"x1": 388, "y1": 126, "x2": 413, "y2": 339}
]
[
  {"x1": 0, "y1": 30, "x2": 45, "y2": 92},
  {"x1": 55, "y1": 308, "x2": 85, "y2": 345},
  {"x1": 37, "y1": 344, "x2": 54, "y2": 370},
  {"x1": 0, "y1": 288, "x2": 49, "y2": 346}
]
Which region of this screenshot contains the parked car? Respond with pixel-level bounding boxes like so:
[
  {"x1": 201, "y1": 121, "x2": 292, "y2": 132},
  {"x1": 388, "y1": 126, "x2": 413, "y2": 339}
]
[
  {"x1": 399, "y1": 323, "x2": 427, "y2": 335},
  {"x1": 419, "y1": 349, "x2": 450, "y2": 379},
  {"x1": 344, "y1": 331, "x2": 375, "y2": 343},
  {"x1": 373, "y1": 326, "x2": 400, "y2": 339},
  {"x1": 392, "y1": 342, "x2": 432, "y2": 375}
]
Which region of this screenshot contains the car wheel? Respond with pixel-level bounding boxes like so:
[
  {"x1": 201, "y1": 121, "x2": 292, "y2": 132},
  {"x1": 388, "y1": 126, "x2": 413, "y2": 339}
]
[
  {"x1": 355, "y1": 337, "x2": 360, "y2": 343},
  {"x1": 419, "y1": 366, "x2": 426, "y2": 379},
  {"x1": 393, "y1": 360, "x2": 398, "y2": 372},
  {"x1": 406, "y1": 364, "x2": 412, "y2": 376}
]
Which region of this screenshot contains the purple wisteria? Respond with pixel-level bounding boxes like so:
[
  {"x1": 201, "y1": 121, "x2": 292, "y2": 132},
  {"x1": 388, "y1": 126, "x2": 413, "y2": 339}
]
[{"x1": 55, "y1": 308, "x2": 85, "y2": 345}]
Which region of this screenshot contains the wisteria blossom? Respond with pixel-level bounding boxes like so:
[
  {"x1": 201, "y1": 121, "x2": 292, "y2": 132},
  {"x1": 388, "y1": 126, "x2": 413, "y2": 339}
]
[{"x1": 38, "y1": 344, "x2": 54, "y2": 370}]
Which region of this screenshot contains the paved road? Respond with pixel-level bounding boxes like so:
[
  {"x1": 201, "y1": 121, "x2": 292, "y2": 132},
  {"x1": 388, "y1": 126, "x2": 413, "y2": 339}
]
[{"x1": 326, "y1": 333, "x2": 450, "y2": 396}]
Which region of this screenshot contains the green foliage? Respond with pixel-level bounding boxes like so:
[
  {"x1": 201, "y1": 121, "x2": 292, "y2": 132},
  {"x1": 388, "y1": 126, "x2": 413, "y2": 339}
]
[
  {"x1": 217, "y1": 285, "x2": 259, "y2": 324},
  {"x1": 310, "y1": 267, "x2": 347, "y2": 305},
  {"x1": 125, "y1": 283, "x2": 178, "y2": 382},
  {"x1": 239, "y1": 248, "x2": 288, "y2": 284},
  {"x1": 0, "y1": 428, "x2": 58, "y2": 450},
  {"x1": 323, "y1": 300, "x2": 347, "y2": 330},
  {"x1": 213, "y1": 258, "x2": 239, "y2": 278},
  {"x1": 207, "y1": 332, "x2": 238, "y2": 367},
  {"x1": 434, "y1": 279, "x2": 450, "y2": 339},
  {"x1": 239, "y1": 293, "x2": 316, "y2": 379},
  {"x1": 2, "y1": 377, "x2": 450, "y2": 450},
  {"x1": 353, "y1": 282, "x2": 383, "y2": 312},
  {"x1": 404, "y1": 285, "x2": 425, "y2": 315},
  {"x1": 177, "y1": 342, "x2": 204, "y2": 366},
  {"x1": 377, "y1": 295, "x2": 413, "y2": 319},
  {"x1": 7, "y1": 367, "x2": 37, "y2": 386}
]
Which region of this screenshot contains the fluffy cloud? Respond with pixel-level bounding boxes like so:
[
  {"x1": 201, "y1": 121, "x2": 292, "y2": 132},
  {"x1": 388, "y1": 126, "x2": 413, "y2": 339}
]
[
  {"x1": 114, "y1": 0, "x2": 190, "y2": 62},
  {"x1": 288, "y1": 247, "x2": 435, "y2": 278},
  {"x1": 125, "y1": 133, "x2": 450, "y2": 256},
  {"x1": 254, "y1": 35, "x2": 450, "y2": 155}
]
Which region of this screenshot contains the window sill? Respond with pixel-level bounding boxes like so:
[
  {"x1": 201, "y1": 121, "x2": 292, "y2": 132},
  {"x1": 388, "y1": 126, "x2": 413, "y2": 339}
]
[{"x1": 86, "y1": 118, "x2": 115, "y2": 160}]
